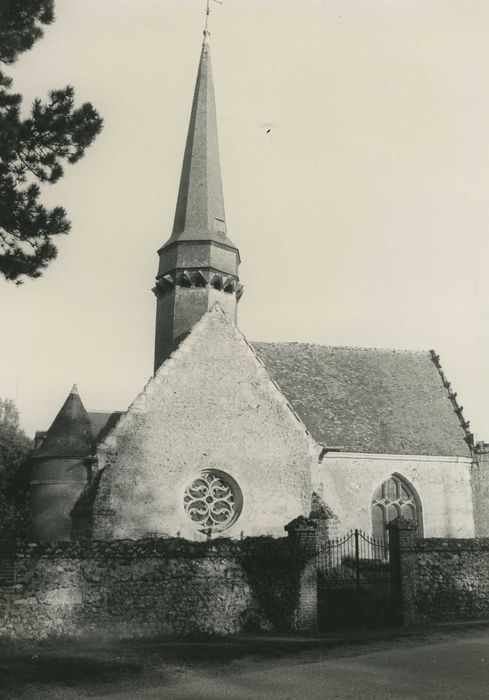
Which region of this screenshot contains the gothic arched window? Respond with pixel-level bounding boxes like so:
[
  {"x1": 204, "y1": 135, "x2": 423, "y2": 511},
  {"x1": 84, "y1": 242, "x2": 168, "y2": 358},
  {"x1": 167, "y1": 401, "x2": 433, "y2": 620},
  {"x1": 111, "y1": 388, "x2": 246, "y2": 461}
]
[{"x1": 371, "y1": 474, "x2": 422, "y2": 541}]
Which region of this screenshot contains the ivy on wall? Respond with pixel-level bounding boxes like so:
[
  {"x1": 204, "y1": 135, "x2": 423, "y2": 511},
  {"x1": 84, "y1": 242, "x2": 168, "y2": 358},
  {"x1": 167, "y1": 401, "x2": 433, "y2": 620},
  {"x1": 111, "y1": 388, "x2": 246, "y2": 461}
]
[{"x1": 240, "y1": 536, "x2": 309, "y2": 631}]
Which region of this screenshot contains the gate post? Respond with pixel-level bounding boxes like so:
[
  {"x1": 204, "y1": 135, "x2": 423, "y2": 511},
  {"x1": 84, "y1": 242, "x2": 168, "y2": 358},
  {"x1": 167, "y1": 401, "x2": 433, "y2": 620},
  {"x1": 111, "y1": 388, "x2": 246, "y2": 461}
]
[
  {"x1": 309, "y1": 492, "x2": 339, "y2": 546},
  {"x1": 284, "y1": 515, "x2": 318, "y2": 632},
  {"x1": 387, "y1": 518, "x2": 419, "y2": 626}
]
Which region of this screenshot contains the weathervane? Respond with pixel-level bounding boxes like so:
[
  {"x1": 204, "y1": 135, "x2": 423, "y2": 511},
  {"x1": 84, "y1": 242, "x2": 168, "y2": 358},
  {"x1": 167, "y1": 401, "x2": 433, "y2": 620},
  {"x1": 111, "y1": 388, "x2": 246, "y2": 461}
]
[{"x1": 203, "y1": 0, "x2": 223, "y2": 40}]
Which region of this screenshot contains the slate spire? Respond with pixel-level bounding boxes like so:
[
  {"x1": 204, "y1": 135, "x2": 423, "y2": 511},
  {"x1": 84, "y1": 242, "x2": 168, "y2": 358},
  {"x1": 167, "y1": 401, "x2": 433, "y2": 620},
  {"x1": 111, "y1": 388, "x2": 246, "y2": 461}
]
[
  {"x1": 153, "y1": 37, "x2": 242, "y2": 372},
  {"x1": 35, "y1": 384, "x2": 93, "y2": 458},
  {"x1": 169, "y1": 38, "x2": 235, "y2": 248}
]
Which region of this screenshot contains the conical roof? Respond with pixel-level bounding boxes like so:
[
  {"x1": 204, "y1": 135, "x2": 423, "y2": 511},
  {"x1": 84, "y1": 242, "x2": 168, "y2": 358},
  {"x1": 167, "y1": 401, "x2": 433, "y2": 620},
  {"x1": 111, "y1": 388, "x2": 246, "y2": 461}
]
[
  {"x1": 34, "y1": 384, "x2": 93, "y2": 459},
  {"x1": 162, "y1": 40, "x2": 237, "y2": 250}
]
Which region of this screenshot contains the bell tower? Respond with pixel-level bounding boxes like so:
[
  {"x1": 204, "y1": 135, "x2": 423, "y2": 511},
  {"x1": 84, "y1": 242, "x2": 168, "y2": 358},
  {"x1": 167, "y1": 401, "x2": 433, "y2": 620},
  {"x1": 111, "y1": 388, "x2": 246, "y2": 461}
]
[{"x1": 153, "y1": 36, "x2": 242, "y2": 373}]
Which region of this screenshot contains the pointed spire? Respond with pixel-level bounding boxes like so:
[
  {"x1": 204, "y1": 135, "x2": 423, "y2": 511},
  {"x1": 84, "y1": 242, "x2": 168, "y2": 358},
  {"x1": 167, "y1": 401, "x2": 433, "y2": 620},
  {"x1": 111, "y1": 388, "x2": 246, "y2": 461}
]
[
  {"x1": 166, "y1": 40, "x2": 236, "y2": 248},
  {"x1": 35, "y1": 385, "x2": 93, "y2": 458},
  {"x1": 153, "y1": 36, "x2": 241, "y2": 373}
]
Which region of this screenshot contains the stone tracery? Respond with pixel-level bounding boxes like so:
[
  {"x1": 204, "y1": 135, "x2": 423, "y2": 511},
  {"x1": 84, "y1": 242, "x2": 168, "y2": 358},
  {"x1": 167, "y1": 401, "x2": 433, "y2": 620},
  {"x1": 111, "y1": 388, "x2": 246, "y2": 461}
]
[{"x1": 184, "y1": 470, "x2": 242, "y2": 534}]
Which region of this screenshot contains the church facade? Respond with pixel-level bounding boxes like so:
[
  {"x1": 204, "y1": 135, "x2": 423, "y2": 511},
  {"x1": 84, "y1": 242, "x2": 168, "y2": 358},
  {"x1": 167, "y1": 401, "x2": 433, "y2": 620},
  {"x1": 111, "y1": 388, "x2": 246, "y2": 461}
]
[{"x1": 26, "y1": 38, "x2": 484, "y2": 546}]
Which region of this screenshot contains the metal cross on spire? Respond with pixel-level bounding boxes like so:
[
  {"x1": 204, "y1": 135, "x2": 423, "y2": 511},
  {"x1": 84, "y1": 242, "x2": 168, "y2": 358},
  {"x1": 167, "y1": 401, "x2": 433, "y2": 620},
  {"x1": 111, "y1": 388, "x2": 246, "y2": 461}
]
[{"x1": 203, "y1": 0, "x2": 223, "y2": 40}]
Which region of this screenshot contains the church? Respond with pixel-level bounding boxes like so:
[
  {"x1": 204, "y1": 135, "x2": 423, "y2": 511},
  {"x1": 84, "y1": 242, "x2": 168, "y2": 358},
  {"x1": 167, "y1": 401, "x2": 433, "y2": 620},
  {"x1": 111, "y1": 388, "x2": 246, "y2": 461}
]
[{"x1": 25, "y1": 34, "x2": 484, "y2": 546}]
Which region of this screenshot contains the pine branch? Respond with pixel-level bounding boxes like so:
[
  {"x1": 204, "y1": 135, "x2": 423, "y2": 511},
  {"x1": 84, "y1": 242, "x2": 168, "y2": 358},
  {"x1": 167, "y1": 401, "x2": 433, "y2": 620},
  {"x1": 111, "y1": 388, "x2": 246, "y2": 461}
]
[{"x1": 0, "y1": 7, "x2": 103, "y2": 283}]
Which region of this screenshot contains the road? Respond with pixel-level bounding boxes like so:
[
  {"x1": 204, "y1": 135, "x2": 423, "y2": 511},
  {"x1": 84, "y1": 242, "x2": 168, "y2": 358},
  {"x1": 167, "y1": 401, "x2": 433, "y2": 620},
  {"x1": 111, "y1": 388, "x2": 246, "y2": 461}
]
[{"x1": 95, "y1": 630, "x2": 489, "y2": 700}]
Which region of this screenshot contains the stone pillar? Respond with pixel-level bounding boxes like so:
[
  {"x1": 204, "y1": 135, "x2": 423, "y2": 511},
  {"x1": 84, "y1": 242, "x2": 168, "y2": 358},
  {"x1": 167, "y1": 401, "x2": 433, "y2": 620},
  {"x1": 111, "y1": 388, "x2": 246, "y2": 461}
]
[
  {"x1": 471, "y1": 443, "x2": 489, "y2": 536},
  {"x1": 309, "y1": 492, "x2": 339, "y2": 547},
  {"x1": 284, "y1": 515, "x2": 318, "y2": 632},
  {"x1": 387, "y1": 517, "x2": 419, "y2": 627}
]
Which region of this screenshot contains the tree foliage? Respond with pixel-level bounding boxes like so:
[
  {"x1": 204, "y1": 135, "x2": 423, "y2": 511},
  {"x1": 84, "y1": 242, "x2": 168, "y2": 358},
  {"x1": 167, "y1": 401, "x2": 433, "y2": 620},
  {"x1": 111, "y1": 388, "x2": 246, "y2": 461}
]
[
  {"x1": 0, "y1": 0, "x2": 103, "y2": 283},
  {"x1": 0, "y1": 398, "x2": 32, "y2": 542}
]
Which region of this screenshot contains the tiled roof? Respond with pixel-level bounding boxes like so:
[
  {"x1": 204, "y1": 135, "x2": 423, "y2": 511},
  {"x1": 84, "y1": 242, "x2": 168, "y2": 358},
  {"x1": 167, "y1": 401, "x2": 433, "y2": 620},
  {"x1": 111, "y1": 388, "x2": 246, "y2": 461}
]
[
  {"x1": 33, "y1": 341, "x2": 471, "y2": 460},
  {"x1": 252, "y1": 342, "x2": 471, "y2": 457},
  {"x1": 87, "y1": 411, "x2": 123, "y2": 444},
  {"x1": 34, "y1": 386, "x2": 93, "y2": 459},
  {"x1": 34, "y1": 402, "x2": 123, "y2": 460}
]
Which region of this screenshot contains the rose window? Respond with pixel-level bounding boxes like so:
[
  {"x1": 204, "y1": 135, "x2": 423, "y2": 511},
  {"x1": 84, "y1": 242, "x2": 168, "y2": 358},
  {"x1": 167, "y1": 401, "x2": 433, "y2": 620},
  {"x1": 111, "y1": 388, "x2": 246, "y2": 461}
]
[{"x1": 183, "y1": 470, "x2": 242, "y2": 534}]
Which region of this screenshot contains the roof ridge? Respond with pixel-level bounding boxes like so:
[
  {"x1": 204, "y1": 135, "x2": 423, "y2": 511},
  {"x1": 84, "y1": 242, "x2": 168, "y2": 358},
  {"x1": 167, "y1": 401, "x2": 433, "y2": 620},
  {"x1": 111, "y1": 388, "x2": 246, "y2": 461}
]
[
  {"x1": 429, "y1": 350, "x2": 475, "y2": 454},
  {"x1": 251, "y1": 341, "x2": 432, "y2": 355}
]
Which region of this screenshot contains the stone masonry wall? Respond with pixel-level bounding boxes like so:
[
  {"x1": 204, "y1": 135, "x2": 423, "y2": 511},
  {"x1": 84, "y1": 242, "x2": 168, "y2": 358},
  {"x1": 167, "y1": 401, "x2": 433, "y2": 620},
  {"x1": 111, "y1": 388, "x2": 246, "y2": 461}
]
[
  {"x1": 394, "y1": 535, "x2": 489, "y2": 624},
  {"x1": 413, "y1": 539, "x2": 489, "y2": 622},
  {"x1": 0, "y1": 536, "x2": 314, "y2": 640}
]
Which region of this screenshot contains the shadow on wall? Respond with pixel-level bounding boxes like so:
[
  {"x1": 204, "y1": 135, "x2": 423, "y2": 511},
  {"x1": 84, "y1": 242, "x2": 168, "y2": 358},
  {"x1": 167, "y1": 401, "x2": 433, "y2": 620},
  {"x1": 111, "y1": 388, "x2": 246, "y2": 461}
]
[{"x1": 0, "y1": 533, "x2": 315, "y2": 639}]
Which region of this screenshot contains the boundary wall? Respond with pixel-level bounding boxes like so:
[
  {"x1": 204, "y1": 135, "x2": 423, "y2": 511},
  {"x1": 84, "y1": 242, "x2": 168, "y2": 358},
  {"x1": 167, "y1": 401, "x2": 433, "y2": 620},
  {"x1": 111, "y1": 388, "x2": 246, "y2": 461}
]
[
  {"x1": 0, "y1": 526, "x2": 317, "y2": 640},
  {"x1": 388, "y1": 519, "x2": 489, "y2": 625}
]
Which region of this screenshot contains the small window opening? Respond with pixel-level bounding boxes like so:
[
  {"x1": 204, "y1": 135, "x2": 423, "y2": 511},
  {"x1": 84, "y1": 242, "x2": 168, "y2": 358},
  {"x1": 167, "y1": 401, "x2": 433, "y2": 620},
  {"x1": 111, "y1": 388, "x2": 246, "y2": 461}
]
[{"x1": 211, "y1": 274, "x2": 223, "y2": 290}]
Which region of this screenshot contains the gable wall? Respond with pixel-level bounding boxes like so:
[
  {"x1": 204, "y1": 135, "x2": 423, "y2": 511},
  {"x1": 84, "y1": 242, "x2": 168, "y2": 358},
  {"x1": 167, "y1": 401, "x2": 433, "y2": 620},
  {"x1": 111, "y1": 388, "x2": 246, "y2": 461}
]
[
  {"x1": 93, "y1": 309, "x2": 315, "y2": 540},
  {"x1": 318, "y1": 453, "x2": 474, "y2": 538},
  {"x1": 155, "y1": 287, "x2": 238, "y2": 370}
]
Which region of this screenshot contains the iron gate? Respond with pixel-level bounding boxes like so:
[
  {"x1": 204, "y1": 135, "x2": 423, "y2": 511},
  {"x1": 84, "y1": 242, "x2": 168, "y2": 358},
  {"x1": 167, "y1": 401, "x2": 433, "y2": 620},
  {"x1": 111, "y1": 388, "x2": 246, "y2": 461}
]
[{"x1": 317, "y1": 529, "x2": 393, "y2": 629}]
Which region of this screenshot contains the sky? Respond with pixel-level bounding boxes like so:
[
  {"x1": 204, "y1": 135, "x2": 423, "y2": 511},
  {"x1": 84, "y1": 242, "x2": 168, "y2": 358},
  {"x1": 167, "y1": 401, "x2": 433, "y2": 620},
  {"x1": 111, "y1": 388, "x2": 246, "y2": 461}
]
[{"x1": 2, "y1": 0, "x2": 489, "y2": 443}]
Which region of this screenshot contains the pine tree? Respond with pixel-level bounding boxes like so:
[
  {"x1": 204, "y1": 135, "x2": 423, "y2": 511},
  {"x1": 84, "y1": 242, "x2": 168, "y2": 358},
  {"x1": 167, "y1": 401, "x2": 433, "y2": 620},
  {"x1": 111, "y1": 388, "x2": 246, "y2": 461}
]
[
  {"x1": 0, "y1": 0, "x2": 103, "y2": 283},
  {"x1": 0, "y1": 398, "x2": 32, "y2": 542}
]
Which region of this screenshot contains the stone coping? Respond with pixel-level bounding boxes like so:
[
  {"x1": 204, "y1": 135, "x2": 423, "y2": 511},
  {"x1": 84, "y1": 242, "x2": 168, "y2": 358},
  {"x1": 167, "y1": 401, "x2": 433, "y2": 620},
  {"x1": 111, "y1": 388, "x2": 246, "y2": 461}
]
[
  {"x1": 6, "y1": 536, "x2": 291, "y2": 560},
  {"x1": 414, "y1": 538, "x2": 489, "y2": 552}
]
